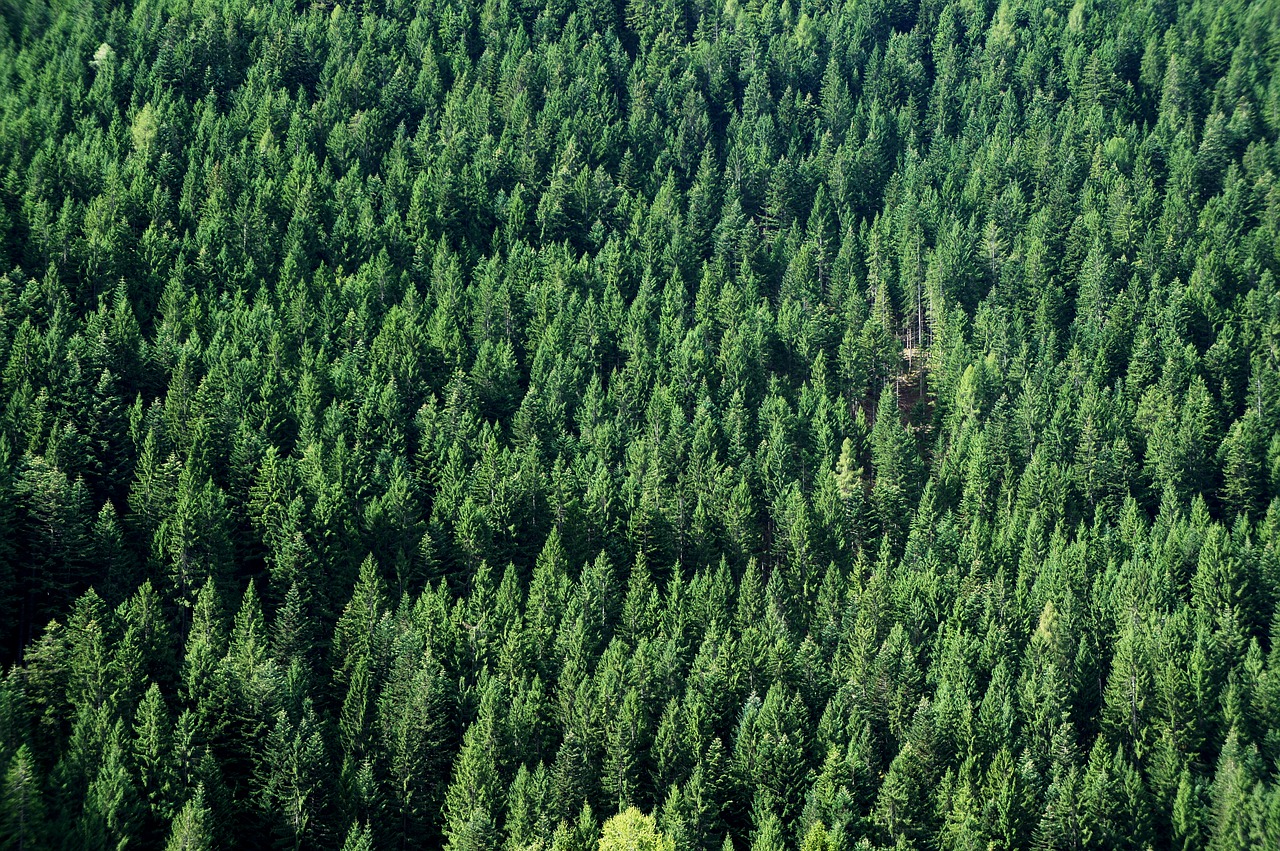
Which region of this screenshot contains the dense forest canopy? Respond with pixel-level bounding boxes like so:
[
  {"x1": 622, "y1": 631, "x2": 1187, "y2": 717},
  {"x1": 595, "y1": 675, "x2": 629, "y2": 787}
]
[{"x1": 1, "y1": 0, "x2": 1280, "y2": 847}]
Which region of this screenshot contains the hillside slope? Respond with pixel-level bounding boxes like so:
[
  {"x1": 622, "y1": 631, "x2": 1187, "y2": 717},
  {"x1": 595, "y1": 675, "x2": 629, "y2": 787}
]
[{"x1": 1, "y1": 0, "x2": 1280, "y2": 848}]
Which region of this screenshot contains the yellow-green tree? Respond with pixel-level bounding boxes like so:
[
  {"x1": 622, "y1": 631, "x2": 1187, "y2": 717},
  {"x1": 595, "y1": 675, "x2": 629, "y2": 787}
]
[{"x1": 599, "y1": 808, "x2": 674, "y2": 851}]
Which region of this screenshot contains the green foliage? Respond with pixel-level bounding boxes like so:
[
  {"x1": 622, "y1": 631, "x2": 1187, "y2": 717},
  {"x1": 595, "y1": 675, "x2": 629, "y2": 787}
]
[
  {"x1": 1, "y1": 745, "x2": 46, "y2": 851},
  {"x1": 0, "y1": 0, "x2": 1279, "y2": 847},
  {"x1": 599, "y1": 807, "x2": 674, "y2": 851},
  {"x1": 164, "y1": 787, "x2": 212, "y2": 851}
]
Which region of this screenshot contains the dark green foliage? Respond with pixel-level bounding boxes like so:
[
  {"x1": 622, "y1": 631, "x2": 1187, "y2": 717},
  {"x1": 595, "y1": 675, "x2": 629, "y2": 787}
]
[
  {"x1": 1, "y1": 745, "x2": 46, "y2": 851},
  {"x1": 1, "y1": 0, "x2": 1280, "y2": 848}
]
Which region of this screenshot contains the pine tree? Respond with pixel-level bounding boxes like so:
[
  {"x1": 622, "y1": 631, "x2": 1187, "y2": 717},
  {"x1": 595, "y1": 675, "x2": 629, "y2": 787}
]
[
  {"x1": 603, "y1": 688, "x2": 646, "y2": 812},
  {"x1": 342, "y1": 821, "x2": 375, "y2": 851},
  {"x1": 258, "y1": 703, "x2": 328, "y2": 851},
  {"x1": 333, "y1": 555, "x2": 388, "y2": 688},
  {"x1": 132, "y1": 683, "x2": 176, "y2": 845},
  {"x1": 1220, "y1": 411, "x2": 1267, "y2": 521},
  {"x1": 164, "y1": 787, "x2": 213, "y2": 851},
  {"x1": 80, "y1": 728, "x2": 141, "y2": 851},
  {"x1": 870, "y1": 388, "x2": 921, "y2": 551},
  {"x1": 377, "y1": 654, "x2": 458, "y2": 848},
  {"x1": 181, "y1": 578, "x2": 227, "y2": 740},
  {"x1": 1, "y1": 745, "x2": 46, "y2": 851},
  {"x1": 443, "y1": 682, "x2": 506, "y2": 851},
  {"x1": 749, "y1": 811, "x2": 785, "y2": 851}
]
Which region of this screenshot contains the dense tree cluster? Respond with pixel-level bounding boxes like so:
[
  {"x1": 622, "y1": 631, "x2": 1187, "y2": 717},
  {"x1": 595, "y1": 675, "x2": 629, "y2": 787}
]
[{"x1": 1, "y1": 0, "x2": 1280, "y2": 847}]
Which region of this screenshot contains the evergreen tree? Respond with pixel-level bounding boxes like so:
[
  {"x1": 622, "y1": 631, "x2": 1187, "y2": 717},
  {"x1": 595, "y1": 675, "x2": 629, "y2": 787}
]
[
  {"x1": 1, "y1": 746, "x2": 46, "y2": 851},
  {"x1": 164, "y1": 787, "x2": 213, "y2": 851},
  {"x1": 0, "y1": 0, "x2": 1277, "y2": 847}
]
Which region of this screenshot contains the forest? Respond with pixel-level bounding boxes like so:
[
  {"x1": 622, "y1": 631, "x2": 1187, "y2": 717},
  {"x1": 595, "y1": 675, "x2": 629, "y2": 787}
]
[{"x1": 1, "y1": 0, "x2": 1280, "y2": 847}]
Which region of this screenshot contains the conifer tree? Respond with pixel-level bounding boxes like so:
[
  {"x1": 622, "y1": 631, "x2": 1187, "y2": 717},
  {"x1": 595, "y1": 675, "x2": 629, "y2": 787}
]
[
  {"x1": 165, "y1": 787, "x2": 213, "y2": 851},
  {"x1": 1, "y1": 745, "x2": 46, "y2": 851}
]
